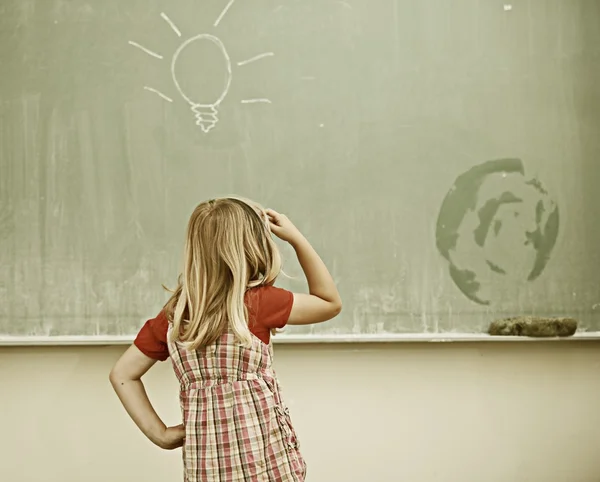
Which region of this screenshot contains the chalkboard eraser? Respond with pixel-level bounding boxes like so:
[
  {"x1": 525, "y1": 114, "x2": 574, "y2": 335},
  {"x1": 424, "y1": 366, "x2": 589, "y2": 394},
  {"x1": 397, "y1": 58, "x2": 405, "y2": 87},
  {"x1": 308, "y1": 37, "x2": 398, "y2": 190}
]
[{"x1": 488, "y1": 316, "x2": 578, "y2": 337}]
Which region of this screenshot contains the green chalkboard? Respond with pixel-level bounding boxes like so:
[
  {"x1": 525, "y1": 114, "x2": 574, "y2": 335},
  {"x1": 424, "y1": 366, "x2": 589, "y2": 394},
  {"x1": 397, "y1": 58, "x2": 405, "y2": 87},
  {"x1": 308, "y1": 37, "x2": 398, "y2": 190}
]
[{"x1": 1, "y1": 0, "x2": 599, "y2": 341}]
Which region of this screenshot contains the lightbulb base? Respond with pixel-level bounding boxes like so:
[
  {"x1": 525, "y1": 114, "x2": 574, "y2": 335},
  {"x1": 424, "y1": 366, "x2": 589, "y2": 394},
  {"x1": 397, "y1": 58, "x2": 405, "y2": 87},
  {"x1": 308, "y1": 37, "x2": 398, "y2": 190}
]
[{"x1": 190, "y1": 104, "x2": 219, "y2": 133}]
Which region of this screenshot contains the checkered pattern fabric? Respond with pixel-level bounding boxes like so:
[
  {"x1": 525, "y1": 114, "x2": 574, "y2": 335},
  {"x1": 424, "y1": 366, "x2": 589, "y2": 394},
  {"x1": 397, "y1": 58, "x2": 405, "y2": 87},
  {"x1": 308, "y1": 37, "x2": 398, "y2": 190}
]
[{"x1": 168, "y1": 329, "x2": 307, "y2": 481}]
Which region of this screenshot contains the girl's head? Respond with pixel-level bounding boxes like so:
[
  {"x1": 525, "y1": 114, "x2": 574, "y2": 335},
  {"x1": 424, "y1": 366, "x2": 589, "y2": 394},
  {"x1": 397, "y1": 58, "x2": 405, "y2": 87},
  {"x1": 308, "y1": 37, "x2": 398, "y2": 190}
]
[{"x1": 165, "y1": 197, "x2": 282, "y2": 348}]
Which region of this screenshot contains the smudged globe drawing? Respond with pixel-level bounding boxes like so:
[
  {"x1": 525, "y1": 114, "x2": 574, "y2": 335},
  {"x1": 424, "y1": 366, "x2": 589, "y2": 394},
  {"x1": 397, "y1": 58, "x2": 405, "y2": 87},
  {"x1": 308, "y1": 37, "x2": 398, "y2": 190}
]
[{"x1": 435, "y1": 158, "x2": 560, "y2": 305}]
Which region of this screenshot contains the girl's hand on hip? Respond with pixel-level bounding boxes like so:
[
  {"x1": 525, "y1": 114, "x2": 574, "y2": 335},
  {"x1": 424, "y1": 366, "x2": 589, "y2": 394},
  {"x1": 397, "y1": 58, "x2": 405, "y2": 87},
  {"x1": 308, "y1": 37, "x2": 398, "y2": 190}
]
[{"x1": 158, "y1": 424, "x2": 185, "y2": 450}]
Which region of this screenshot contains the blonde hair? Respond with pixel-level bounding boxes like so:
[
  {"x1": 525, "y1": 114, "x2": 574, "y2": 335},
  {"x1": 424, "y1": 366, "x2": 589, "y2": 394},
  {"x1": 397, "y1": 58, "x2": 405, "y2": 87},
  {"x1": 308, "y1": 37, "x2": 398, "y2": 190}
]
[{"x1": 164, "y1": 197, "x2": 282, "y2": 349}]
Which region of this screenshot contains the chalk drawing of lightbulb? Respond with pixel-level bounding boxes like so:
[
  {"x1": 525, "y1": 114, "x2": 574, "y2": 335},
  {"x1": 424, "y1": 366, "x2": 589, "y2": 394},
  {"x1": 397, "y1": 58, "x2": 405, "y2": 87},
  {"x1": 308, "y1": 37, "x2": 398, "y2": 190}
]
[
  {"x1": 172, "y1": 34, "x2": 232, "y2": 133},
  {"x1": 127, "y1": 0, "x2": 274, "y2": 134}
]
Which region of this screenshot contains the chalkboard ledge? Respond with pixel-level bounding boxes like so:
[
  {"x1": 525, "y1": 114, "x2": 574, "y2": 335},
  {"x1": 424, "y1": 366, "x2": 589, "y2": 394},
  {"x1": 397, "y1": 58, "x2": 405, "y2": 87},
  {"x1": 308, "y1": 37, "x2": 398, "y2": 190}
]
[{"x1": 1, "y1": 332, "x2": 600, "y2": 346}]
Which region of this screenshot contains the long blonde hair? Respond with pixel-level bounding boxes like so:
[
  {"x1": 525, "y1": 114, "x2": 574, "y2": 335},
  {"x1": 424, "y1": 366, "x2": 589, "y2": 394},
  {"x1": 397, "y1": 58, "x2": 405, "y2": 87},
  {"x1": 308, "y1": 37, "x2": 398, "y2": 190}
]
[{"x1": 164, "y1": 197, "x2": 282, "y2": 349}]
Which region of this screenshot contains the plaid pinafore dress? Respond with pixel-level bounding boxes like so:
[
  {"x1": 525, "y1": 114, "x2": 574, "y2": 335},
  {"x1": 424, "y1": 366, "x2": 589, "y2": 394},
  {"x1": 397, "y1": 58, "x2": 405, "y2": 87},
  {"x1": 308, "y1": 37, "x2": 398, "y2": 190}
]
[{"x1": 167, "y1": 328, "x2": 306, "y2": 482}]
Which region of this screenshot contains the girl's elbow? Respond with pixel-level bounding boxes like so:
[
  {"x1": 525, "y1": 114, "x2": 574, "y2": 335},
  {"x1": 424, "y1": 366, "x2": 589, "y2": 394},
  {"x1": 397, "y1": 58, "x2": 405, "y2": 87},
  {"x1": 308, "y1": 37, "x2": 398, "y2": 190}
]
[
  {"x1": 108, "y1": 366, "x2": 120, "y2": 387},
  {"x1": 109, "y1": 364, "x2": 129, "y2": 388},
  {"x1": 329, "y1": 300, "x2": 342, "y2": 318}
]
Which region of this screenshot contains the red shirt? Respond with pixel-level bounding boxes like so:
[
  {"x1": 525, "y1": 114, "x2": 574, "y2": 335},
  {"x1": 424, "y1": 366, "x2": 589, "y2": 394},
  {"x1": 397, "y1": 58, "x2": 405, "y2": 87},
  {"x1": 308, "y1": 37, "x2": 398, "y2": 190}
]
[{"x1": 134, "y1": 285, "x2": 294, "y2": 361}]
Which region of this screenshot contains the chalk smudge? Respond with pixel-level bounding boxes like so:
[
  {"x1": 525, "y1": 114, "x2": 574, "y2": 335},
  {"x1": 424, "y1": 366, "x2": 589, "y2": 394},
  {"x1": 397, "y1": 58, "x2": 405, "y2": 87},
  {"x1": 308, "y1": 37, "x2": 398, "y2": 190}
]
[{"x1": 436, "y1": 158, "x2": 559, "y2": 305}]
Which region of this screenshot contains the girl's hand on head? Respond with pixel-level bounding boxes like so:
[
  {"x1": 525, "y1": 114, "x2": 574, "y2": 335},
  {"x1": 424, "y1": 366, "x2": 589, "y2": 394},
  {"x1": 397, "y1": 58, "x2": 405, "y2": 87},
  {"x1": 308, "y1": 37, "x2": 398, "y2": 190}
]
[{"x1": 266, "y1": 209, "x2": 303, "y2": 245}]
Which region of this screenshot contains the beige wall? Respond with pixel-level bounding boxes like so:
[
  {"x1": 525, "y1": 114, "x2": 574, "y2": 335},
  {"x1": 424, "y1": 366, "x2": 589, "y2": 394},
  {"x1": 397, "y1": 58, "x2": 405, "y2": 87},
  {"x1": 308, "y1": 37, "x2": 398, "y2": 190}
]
[{"x1": 1, "y1": 343, "x2": 600, "y2": 482}]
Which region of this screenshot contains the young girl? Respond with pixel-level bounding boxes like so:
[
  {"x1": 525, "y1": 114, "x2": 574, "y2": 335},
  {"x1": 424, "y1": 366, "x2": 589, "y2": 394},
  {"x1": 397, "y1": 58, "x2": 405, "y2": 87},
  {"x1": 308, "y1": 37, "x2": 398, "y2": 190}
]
[{"x1": 109, "y1": 197, "x2": 342, "y2": 481}]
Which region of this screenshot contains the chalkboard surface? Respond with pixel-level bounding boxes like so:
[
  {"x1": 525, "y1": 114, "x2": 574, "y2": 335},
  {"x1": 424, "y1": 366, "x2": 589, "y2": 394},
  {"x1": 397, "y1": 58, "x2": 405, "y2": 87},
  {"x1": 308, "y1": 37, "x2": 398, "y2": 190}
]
[{"x1": 1, "y1": 0, "x2": 599, "y2": 341}]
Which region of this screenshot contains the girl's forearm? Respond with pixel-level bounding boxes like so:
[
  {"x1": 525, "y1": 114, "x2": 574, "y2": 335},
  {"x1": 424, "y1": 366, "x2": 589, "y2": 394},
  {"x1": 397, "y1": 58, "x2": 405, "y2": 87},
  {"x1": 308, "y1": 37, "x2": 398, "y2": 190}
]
[
  {"x1": 291, "y1": 235, "x2": 341, "y2": 306},
  {"x1": 111, "y1": 378, "x2": 167, "y2": 447}
]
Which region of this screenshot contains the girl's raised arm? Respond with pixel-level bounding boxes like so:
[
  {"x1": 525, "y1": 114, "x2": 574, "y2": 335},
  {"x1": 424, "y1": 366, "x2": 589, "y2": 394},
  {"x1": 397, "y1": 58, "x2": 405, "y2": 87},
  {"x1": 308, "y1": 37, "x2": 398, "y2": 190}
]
[{"x1": 267, "y1": 209, "x2": 342, "y2": 325}]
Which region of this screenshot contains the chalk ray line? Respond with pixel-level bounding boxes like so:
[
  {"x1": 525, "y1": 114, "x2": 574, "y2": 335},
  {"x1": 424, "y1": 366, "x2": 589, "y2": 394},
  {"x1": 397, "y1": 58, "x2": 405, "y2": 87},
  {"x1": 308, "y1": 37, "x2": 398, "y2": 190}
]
[
  {"x1": 128, "y1": 41, "x2": 163, "y2": 59},
  {"x1": 144, "y1": 86, "x2": 173, "y2": 102},
  {"x1": 160, "y1": 12, "x2": 181, "y2": 37},
  {"x1": 237, "y1": 52, "x2": 274, "y2": 66},
  {"x1": 241, "y1": 98, "x2": 272, "y2": 104},
  {"x1": 214, "y1": 0, "x2": 236, "y2": 27}
]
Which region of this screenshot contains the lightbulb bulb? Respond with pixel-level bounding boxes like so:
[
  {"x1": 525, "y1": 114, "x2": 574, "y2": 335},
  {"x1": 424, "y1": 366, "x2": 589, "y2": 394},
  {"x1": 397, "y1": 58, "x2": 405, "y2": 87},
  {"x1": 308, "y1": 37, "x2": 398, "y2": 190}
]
[{"x1": 171, "y1": 34, "x2": 232, "y2": 133}]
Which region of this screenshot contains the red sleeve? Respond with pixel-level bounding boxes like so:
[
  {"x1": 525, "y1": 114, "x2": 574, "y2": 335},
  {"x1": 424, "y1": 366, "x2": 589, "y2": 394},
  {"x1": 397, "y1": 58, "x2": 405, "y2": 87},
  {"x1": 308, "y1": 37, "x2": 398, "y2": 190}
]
[
  {"x1": 133, "y1": 310, "x2": 170, "y2": 361},
  {"x1": 258, "y1": 285, "x2": 294, "y2": 329}
]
